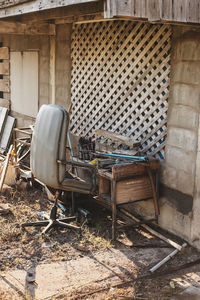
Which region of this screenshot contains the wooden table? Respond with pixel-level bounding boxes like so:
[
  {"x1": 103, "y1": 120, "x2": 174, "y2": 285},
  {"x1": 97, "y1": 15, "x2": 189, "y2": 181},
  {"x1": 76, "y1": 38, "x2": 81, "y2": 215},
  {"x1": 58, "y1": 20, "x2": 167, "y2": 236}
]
[{"x1": 96, "y1": 160, "x2": 160, "y2": 240}]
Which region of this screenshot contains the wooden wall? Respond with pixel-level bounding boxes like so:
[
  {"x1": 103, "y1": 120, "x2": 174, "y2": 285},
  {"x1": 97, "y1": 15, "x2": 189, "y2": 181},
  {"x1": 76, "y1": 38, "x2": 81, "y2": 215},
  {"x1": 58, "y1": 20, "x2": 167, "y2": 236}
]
[
  {"x1": 105, "y1": 0, "x2": 200, "y2": 24},
  {"x1": 0, "y1": 0, "x2": 32, "y2": 9}
]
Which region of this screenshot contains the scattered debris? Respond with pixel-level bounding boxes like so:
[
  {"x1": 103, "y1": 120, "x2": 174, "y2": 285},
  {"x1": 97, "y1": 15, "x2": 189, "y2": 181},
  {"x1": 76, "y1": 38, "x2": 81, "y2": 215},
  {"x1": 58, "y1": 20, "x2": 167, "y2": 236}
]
[
  {"x1": 94, "y1": 129, "x2": 141, "y2": 148},
  {"x1": 41, "y1": 242, "x2": 54, "y2": 248},
  {"x1": 0, "y1": 203, "x2": 12, "y2": 215}
]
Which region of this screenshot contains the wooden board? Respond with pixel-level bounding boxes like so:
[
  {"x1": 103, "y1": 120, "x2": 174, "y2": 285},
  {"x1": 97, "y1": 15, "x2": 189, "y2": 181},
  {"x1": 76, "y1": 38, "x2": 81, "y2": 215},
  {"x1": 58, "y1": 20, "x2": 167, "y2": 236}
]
[
  {"x1": 0, "y1": 107, "x2": 8, "y2": 141},
  {"x1": 0, "y1": 0, "x2": 100, "y2": 18},
  {"x1": 104, "y1": 0, "x2": 200, "y2": 24},
  {"x1": 94, "y1": 129, "x2": 141, "y2": 148},
  {"x1": 0, "y1": 47, "x2": 9, "y2": 60},
  {"x1": 0, "y1": 0, "x2": 33, "y2": 8},
  {"x1": 0, "y1": 115, "x2": 16, "y2": 154},
  {"x1": 0, "y1": 62, "x2": 9, "y2": 76},
  {"x1": 112, "y1": 160, "x2": 160, "y2": 179},
  {"x1": 0, "y1": 80, "x2": 10, "y2": 93},
  {"x1": 98, "y1": 175, "x2": 110, "y2": 195},
  {"x1": 0, "y1": 21, "x2": 55, "y2": 35},
  {"x1": 116, "y1": 175, "x2": 153, "y2": 204}
]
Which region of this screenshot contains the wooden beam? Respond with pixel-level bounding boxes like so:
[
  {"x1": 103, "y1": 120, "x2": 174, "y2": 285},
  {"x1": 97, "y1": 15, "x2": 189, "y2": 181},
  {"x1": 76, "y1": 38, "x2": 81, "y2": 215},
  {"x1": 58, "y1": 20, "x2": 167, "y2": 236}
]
[
  {"x1": 104, "y1": 0, "x2": 200, "y2": 24},
  {"x1": 0, "y1": 0, "x2": 100, "y2": 19},
  {"x1": 0, "y1": 0, "x2": 32, "y2": 9},
  {"x1": 2, "y1": 1, "x2": 104, "y2": 23},
  {"x1": 0, "y1": 47, "x2": 9, "y2": 60},
  {"x1": 55, "y1": 12, "x2": 104, "y2": 24},
  {"x1": 0, "y1": 21, "x2": 55, "y2": 35},
  {"x1": 0, "y1": 80, "x2": 10, "y2": 93},
  {"x1": 0, "y1": 62, "x2": 10, "y2": 76},
  {"x1": 50, "y1": 35, "x2": 56, "y2": 105}
]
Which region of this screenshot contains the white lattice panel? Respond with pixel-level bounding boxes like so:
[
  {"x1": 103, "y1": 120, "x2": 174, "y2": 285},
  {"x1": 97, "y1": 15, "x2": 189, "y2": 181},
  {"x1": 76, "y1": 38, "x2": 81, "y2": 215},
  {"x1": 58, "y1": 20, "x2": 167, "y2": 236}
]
[{"x1": 71, "y1": 21, "x2": 171, "y2": 159}]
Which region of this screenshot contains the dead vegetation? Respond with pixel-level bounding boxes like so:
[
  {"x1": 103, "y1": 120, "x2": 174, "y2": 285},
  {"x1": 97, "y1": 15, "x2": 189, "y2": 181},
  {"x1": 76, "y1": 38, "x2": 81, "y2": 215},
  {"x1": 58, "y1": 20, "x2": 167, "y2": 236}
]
[
  {"x1": 0, "y1": 186, "x2": 113, "y2": 273},
  {"x1": 1, "y1": 186, "x2": 200, "y2": 300}
]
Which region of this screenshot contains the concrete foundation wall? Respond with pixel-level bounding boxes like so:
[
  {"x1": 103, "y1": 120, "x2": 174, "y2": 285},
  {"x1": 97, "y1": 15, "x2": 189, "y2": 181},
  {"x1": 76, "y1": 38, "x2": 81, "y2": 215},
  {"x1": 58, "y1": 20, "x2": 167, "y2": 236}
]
[
  {"x1": 159, "y1": 26, "x2": 200, "y2": 245},
  {"x1": 126, "y1": 25, "x2": 200, "y2": 247}
]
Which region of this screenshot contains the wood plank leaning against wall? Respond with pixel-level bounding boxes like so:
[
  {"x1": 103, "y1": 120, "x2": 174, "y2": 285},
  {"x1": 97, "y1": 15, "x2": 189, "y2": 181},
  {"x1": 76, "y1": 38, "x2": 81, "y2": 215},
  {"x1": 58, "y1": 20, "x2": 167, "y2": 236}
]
[{"x1": 104, "y1": 0, "x2": 200, "y2": 24}]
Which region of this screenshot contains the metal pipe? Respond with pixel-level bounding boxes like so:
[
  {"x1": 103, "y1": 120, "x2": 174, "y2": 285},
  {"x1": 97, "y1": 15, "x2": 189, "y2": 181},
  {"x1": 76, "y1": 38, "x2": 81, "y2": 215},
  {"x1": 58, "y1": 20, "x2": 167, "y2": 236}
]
[
  {"x1": 150, "y1": 243, "x2": 187, "y2": 273},
  {"x1": 97, "y1": 152, "x2": 147, "y2": 161}
]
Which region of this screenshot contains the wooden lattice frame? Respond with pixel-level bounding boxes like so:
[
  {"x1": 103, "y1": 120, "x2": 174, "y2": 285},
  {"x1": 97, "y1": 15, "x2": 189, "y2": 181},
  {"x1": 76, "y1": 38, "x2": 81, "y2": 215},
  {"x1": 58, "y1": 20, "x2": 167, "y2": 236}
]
[{"x1": 71, "y1": 21, "x2": 171, "y2": 159}]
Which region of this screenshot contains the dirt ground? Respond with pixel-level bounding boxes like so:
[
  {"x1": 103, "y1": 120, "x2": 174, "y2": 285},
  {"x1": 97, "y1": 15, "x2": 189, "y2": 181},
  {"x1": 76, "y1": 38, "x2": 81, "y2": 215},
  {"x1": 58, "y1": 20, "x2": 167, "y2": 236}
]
[{"x1": 0, "y1": 185, "x2": 200, "y2": 300}]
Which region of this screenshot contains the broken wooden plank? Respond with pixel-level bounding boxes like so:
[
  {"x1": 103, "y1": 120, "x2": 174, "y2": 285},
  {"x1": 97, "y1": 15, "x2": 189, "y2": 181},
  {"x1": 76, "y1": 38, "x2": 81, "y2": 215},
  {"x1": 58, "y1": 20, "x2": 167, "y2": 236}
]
[
  {"x1": 0, "y1": 79, "x2": 10, "y2": 93},
  {"x1": 0, "y1": 62, "x2": 10, "y2": 76},
  {"x1": 0, "y1": 47, "x2": 9, "y2": 60},
  {"x1": 96, "y1": 141, "x2": 138, "y2": 156},
  {"x1": 0, "y1": 108, "x2": 8, "y2": 140},
  {"x1": 0, "y1": 144, "x2": 13, "y2": 192},
  {"x1": 0, "y1": 116, "x2": 16, "y2": 154},
  {"x1": 119, "y1": 208, "x2": 183, "y2": 250},
  {"x1": 94, "y1": 129, "x2": 141, "y2": 148}
]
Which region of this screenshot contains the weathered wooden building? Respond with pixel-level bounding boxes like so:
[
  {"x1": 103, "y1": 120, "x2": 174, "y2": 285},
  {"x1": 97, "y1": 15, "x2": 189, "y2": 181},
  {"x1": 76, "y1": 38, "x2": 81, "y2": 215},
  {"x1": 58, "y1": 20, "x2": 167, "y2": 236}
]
[{"x1": 0, "y1": 0, "x2": 200, "y2": 248}]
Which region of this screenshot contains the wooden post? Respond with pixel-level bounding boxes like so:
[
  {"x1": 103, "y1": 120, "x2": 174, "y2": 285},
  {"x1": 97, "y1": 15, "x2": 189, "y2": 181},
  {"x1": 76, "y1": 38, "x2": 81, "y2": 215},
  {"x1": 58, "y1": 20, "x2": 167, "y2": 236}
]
[
  {"x1": 50, "y1": 35, "x2": 56, "y2": 104},
  {"x1": 147, "y1": 167, "x2": 160, "y2": 217},
  {"x1": 111, "y1": 179, "x2": 117, "y2": 240}
]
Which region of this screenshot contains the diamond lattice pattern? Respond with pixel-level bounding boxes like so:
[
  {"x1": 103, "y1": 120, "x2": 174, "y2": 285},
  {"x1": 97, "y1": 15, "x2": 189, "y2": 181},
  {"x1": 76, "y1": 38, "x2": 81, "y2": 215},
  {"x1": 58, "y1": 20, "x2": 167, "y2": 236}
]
[{"x1": 71, "y1": 21, "x2": 171, "y2": 159}]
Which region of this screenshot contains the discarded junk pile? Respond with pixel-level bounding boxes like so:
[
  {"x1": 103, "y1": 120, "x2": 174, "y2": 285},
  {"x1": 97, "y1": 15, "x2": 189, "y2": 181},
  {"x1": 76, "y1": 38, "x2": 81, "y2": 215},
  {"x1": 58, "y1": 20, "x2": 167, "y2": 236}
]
[{"x1": 0, "y1": 104, "x2": 187, "y2": 273}]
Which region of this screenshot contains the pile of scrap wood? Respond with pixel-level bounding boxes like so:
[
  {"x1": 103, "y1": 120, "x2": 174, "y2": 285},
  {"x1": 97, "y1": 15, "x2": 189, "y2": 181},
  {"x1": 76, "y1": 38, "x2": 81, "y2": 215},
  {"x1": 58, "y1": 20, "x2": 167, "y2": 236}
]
[{"x1": 94, "y1": 128, "x2": 141, "y2": 157}]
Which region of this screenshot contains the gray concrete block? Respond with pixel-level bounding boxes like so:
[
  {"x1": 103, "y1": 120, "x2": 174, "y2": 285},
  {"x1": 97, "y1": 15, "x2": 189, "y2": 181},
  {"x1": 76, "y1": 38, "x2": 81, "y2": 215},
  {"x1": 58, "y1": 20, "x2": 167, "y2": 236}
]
[
  {"x1": 171, "y1": 83, "x2": 200, "y2": 110},
  {"x1": 177, "y1": 169, "x2": 194, "y2": 196},
  {"x1": 165, "y1": 145, "x2": 196, "y2": 175},
  {"x1": 160, "y1": 164, "x2": 178, "y2": 190},
  {"x1": 176, "y1": 39, "x2": 200, "y2": 61},
  {"x1": 173, "y1": 61, "x2": 200, "y2": 85},
  {"x1": 168, "y1": 104, "x2": 199, "y2": 130},
  {"x1": 161, "y1": 164, "x2": 194, "y2": 195},
  {"x1": 167, "y1": 127, "x2": 197, "y2": 152},
  {"x1": 159, "y1": 197, "x2": 192, "y2": 242}
]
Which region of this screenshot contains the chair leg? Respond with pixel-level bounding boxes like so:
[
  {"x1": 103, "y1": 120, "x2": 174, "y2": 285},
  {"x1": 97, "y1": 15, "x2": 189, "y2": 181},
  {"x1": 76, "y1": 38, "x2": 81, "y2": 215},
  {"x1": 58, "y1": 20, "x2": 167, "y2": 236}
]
[
  {"x1": 56, "y1": 220, "x2": 80, "y2": 230},
  {"x1": 22, "y1": 192, "x2": 80, "y2": 234},
  {"x1": 22, "y1": 220, "x2": 49, "y2": 228},
  {"x1": 42, "y1": 219, "x2": 54, "y2": 234}
]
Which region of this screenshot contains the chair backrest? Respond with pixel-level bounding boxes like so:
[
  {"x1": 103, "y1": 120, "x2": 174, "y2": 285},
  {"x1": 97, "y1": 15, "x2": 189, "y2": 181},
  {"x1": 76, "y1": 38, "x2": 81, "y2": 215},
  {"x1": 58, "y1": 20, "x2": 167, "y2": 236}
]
[{"x1": 30, "y1": 104, "x2": 69, "y2": 188}]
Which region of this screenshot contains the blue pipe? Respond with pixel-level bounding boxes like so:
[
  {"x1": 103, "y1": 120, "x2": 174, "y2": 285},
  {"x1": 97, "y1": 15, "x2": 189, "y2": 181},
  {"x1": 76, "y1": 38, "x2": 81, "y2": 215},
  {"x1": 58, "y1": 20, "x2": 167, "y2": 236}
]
[{"x1": 101, "y1": 152, "x2": 147, "y2": 161}]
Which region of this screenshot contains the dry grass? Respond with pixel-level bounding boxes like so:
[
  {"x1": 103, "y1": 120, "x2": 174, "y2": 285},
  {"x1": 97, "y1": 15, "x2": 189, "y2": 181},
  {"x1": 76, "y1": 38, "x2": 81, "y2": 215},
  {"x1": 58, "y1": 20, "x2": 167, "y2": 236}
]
[{"x1": 0, "y1": 187, "x2": 113, "y2": 272}]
